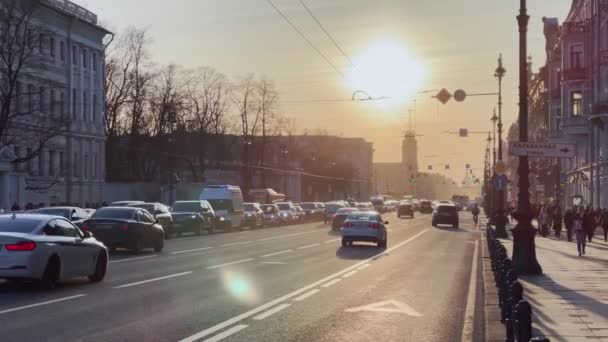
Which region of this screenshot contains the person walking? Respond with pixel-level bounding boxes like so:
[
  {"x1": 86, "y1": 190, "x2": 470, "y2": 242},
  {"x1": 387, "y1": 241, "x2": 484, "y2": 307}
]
[
  {"x1": 539, "y1": 206, "x2": 549, "y2": 237},
  {"x1": 583, "y1": 206, "x2": 596, "y2": 243},
  {"x1": 553, "y1": 207, "x2": 563, "y2": 239},
  {"x1": 600, "y1": 208, "x2": 608, "y2": 243},
  {"x1": 574, "y1": 207, "x2": 586, "y2": 256},
  {"x1": 564, "y1": 208, "x2": 574, "y2": 242}
]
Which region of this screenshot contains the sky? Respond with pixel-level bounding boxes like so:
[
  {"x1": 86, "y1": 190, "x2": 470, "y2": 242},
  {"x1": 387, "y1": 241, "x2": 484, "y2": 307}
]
[{"x1": 78, "y1": 0, "x2": 572, "y2": 181}]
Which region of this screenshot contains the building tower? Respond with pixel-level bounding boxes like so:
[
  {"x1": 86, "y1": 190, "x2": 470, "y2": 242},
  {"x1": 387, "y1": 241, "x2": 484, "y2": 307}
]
[{"x1": 402, "y1": 131, "x2": 419, "y2": 195}]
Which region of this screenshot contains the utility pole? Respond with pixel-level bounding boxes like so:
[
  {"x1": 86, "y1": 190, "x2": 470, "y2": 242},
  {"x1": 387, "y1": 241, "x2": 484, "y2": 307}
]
[{"x1": 495, "y1": 54, "x2": 508, "y2": 237}]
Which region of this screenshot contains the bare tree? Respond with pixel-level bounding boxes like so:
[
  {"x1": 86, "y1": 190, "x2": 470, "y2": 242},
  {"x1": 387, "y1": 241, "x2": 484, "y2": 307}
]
[
  {"x1": 0, "y1": 0, "x2": 67, "y2": 169},
  {"x1": 255, "y1": 78, "x2": 278, "y2": 185}
]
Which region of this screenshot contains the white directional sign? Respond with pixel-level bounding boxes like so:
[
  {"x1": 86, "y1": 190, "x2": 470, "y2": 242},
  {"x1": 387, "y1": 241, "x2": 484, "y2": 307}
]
[
  {"x1": 508, "y1": 141, "x2": 575, "y2": 158},
  {"x1": 344, "y1": 300, "x2": 422, "y2": 317}
]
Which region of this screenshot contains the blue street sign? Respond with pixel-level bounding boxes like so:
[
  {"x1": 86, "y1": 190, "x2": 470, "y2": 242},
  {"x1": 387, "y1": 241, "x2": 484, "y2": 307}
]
[{"x1": 493, "y1": 174, "x2": 508, "y2": 191}]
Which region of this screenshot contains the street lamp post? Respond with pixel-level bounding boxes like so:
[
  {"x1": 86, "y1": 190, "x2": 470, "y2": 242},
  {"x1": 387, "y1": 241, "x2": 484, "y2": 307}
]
[
  {"x1": 512, "y1": 0, "x2": 542, "y2": 275},
  {"x1": 495, "y1": 54, "x2": 508, "y2": 238},
  {"x1": 487, "y1": 132, "x2": 494, "y2": 221}
]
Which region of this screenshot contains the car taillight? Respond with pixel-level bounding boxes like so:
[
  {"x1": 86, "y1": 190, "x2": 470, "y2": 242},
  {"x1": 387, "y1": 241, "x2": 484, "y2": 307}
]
[
  {"x1": 343, "y1": 222, "x2": 354, "y2": 228},
  {"x1": 368, "y1": 223, "x2": 380, "y2": 229},
  {"x1": 121, "y1": 223, "x2": 129, "y2": 232},
  {"x1": 5, "y1": 241, "x2": 36, "y2": 251}
]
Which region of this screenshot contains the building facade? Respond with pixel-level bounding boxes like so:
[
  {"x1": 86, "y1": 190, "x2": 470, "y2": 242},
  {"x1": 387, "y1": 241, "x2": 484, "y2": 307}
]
[{"x1": 0, "y1": 0, "x2": 110, "y2": 210}]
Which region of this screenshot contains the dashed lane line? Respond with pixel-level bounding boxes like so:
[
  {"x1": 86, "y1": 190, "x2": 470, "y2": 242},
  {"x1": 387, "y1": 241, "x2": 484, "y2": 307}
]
[
  {"x1": 297, "y1": 243, "x2": 320, "y2": 249},
  {"x1": 252, "y1": 304, "x2": 292, "y2": 320},
  {"x1": 321, "y1": 278, "x2": 342, "y2": 288},
  {"x1": 293, "y1": 289, "x2": 320, "y2": 302},
  {"x1": 200, "y1": 325, "x2": 248, "y2": 342},
  {"x1": 109, "y1": 255, "x2": 158, "y2": 263},
  {"x1": 220, "y1": 241, "x2": 253, "y2": 247},
  {"x1": 207, "y1": 259, "x2": 254, "y2": 270},
  {"x1": 0, "y1": 294, "x2": 87, "y2": 315},
  {"x1": 172, "y1": 247, "x2": 214, "y2": 254},
  {"x1": 260, "y1": 250, "x2": 292, "y2": 258},
  {"x1": 324, "y1": 238, "x2": 341, "y2": 243},
  {"x1": 113, "y1": 271, "x2": 193, "y2": 289},
  {"x1": 342, "y1": 270, "x2": 358, "y2": 278}
]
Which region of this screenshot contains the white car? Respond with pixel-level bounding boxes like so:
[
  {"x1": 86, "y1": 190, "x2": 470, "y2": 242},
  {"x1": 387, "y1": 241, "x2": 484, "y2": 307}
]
[
  {"x1": 200, "y1": 185, "x2": 245, "y2": 229},
  {"x1": 0, "y1": 214, "x2": 108, "y2": 289},
  {"x1": 276, "y1": 202, "x2": 298, "y2": 224}
]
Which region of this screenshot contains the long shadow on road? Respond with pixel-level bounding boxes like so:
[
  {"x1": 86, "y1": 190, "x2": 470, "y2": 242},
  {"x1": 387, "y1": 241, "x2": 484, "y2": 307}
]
[{"x1": 335, "y1": 245, "x2": 387, "y2": 260}]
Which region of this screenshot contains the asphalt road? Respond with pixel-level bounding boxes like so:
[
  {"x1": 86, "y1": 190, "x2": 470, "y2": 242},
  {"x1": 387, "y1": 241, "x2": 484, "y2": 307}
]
[{"x1": 0, "y1": 212, "x2": 483, "y2": 342}]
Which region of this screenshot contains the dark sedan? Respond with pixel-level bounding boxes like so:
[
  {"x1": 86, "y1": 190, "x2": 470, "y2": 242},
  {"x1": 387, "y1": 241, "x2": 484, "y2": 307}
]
[
  {"x1": 83, "y1": 207, "x2": 164, "y2": 253},
  {"x1": 30, "y1": 206, "x2": 90, "y2": 228},
  {"x1": 419, "y1": 200, "x2": 433, "y2": 214},
  {"x1": 432, "y1": 204, "x2": 459, "y2": 228},
  {"x1": 128, "y1": 202, "x2": 174, "y2": 239},
  {"x1": 397, "y1": 202, "x2": 414, "y2": 218},
  {"x1": 170, "y1": 201, "x2": 215, "y2": 235}
]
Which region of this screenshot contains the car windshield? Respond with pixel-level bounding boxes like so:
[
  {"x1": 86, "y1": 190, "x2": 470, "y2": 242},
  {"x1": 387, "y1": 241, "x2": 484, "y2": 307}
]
[
  {"x1": 0, "y1": 217, "x2": 43, "y2": 233},
  {"x1": 347, "y1": 213, "x2": 380, "y2": 222},
  {"x1": 206, "y1": 199, "x2": 233, "y2": 211},
  {"x1": 91, "y1": 208, "x2": 135, "y2": 220},
  {"x1": 244, "y1": 204, "x2": 255, "y2": 211},
  {"x1": 277, "y1": 204, "x2": 291, "y2": 211},
  {"x1": 172, "y1": 202, "x2": 201, "y2": 212},
  {"x1": 30, "y1": 208, "x2": 70, "y2": 219},
  {"x1": 300, "y1": 203, "x2": 316, "y2": 210},
  {"x1": 261, "y1": 205, "x2": 277, "y2": 214}
]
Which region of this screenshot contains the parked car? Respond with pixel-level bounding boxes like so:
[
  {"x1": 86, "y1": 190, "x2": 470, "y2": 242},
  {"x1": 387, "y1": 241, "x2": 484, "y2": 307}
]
[
  {"x1": 260, "y1": 204, "x2": 280, "y2": 226},
  {"x1": 0, "y1": 213, "x2": 108, "y2": 289},
  {"x1": 243, "y1": 203, "x2": 264, "y2": 228},
  {"x1": 110, "y1": 201, "x2": 145, "y2": 207},
  {"x1": 84, "y1": 207, "x2": 164, "y2": 253},
  {"x1": 30, "y1": 207, "x2": 90, "y2": 228},
  {"x1": 200, "y1": 185, "x2": 244, "y2": 230},
  {"x1": 170, "y1": 200, "x2": 215, "y2": 235},
  {"x1": 432, "y1": 204, "x2": 459, "y2": 228},
  {"x1": 331, "y1": 207, "x2": 358, "y2": 231},
  {"x1": 276, "y1": 202, "x2": 297, "y2": 224},
  {"x1": 419, "y1": 200, "x2": 434, "y2": 214},
  {"x1": 356, "y1": 202, "x2": 374, "y2": 211},
  {"x1": 341, "y1": 211, "x2": 388, "y2": 248},
  {"x1": 300, "y1": 202, "x2": 321, "y2": 221},
  {"x1": 324, "y1": 202, "x2": 346, "y2": 223},
  {"x1": 294, "y1": 205, "x2": 307, "y2": 222},
  {"x1": 128, "y1": 202, "x2": 174, "y2": 239},
  {"x1": 397, "y1": 202, "x2": 415, "y2": 218}
]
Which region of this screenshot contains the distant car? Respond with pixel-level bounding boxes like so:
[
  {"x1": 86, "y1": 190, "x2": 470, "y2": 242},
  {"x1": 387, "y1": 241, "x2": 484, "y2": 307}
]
[
  {"x1": 432, "y1": 204, "x2": 459, "y2": 228},
  {"x1": 397, "y1": 202, "x2": 414, "y2": 218},
  {"x1": 324, "y1": 202, "x2": 346, "y2": 223},
  {"x1": 466, "y1": 202, "x2": 479, "y2": 211},
  {"x1": 30, "y1": 207, "x2": 90, "y2": 228},
  {"x1": 420, "y1": 200, "x2": 433, "y2": 214},
  {"x1": 84, "y1": 207, "x2": 164, "y2": 253},
  {"x1": 331, "y1": 207, "x2": 358, "y2": 231},
  {"x1": 243, "y1": 203, "x2": 264, "y2": 228},
  {"x1": 200, "y1": 185, "x2": 244, "y2": 230},
  {"x1": 260, "y1": 204, "x2": 280, "y2": 226},
  {"x1": 356, "y1": 202, "x2": 374, "y2": 211},
  {"x1": 170, "y1": 200, "x2": 215, "y2": 235},
  {"x1": 128, "y1": 202, "x2": 174, "y2": 239},
  {"x1": 110, "y1": 201, "x2": 145, "y2": 207},
  {"x1": 294, "y1": 206, "x2": 307, "y2": 222},
  {"x1": 0, "y1": 213, "x2": 108, "y2": 289},
  {"x1": 300, "y1": 202, "x2": 320, "y2": 221},
  {"x1": 276, "y1": 202, "x2": 297, "y2": 224},
  {"x1": 341, "y1": 211, "x2": 388, "y2": 248}
]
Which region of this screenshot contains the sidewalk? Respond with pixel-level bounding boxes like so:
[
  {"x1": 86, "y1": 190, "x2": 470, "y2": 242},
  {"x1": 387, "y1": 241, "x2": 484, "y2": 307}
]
[{"x1": 500, "y1": 231, "x2": 608, "y2": 341}]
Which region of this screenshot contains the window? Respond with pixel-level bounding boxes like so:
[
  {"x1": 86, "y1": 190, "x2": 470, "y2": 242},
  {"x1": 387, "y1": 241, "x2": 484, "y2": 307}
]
[
  {"x1": 39, "y1": 86, "x2": 45, "y2": 112},
  {"x1": 50, "y1": 37, "x2": 55, "y2": 57},
  {"x1": 55, "y1": 219, "x2": 81, "y2": 238},
  {"x1": 72, "y1": 88, "x2": 77, "y2": 119},
  {"x1": 59, "y1": 151, "x2": 64, "y2": 172},
  {"x1": 84, "y1": 153, "x2": 88, "y2": 179},
  {"x1": 138, "y1": 210, "x2": 155, "y2": 224},
  {"x1": 93, "y1": 52, "x2": 97, "y2": 71},
  {"x1": 82, "y1": 49, "x2": 87, "y2": 68},
  {"x1": 38, "y1": 150, "x2": 44, "y2": 177},
  {"x1": 26, "y1": 147, "x2": 32, "y2": 174},
  {"x1": 28, "y1": 84, "x2": 34, "y2": 112},
  {"x1": 39, "y1": 33, "x2": 44, "y2": 53},
  {"x1": 83, "y1": 90, "x2": 87, "y2": 121},
  {"x1": 571, "y1": 91, "x2": 583, "y2": 116},
  {"x1": 15, "y1": 82, "x2": 21, "y2": 112},
  {"x1": 49, "y1": 150, "x2": 55, "y2": 176},
  {"x1": 570, "y1": 44, "x2": 584, "y2": 69},
  {"x1": 92, "y1": 93, "x2": 97, "y2": 120},
  {"x1": 72, "y1": 45, "x2": 77, "y2": 65},
  {"x1": 60, "y1": 40, "x2": 65, "y2": 61},
  {"x1": 50, "y1": 89, "x2": 56, "y2": 116},
  {"x1": 59, "y1": 91, "x2": 65, "y2": 117},
  {"x1": 73, "y1": 152, "x2": 78, "y2": 177},
  {"x1": 93, "y1": 153, "x2": 98, "y2": 178}
]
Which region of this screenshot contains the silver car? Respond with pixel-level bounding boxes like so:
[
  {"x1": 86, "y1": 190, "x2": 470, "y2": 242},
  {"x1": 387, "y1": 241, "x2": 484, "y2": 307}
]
[
  {"x1": 0, "y1": 214, "x2": 108, "y2": 289},
  {"x1": 340, "y1": 211, "x2": 388, "y2": 248}
]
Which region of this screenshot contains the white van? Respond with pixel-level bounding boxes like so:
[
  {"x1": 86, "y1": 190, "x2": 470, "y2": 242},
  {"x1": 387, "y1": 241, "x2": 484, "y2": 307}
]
[{"x1": 199, "y1": 185, "x2": 244, "y2": 229}]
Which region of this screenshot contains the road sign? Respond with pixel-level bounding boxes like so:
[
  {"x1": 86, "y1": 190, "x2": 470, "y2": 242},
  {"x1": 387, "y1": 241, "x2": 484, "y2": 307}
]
[
  {"x1": 436, "y1": 88, "x2": 452, "y2": 105},
  {"x1": 344, "y1": 300, "x2": 422, "y2": 317},
  {"x1": 508, "y1": 141, "x2": 575, "y2": 158},
  {"x1": 454, "y1": 89, "x2": 467, "y2": 102},
  {"x1": 493, "y1": 161, "x2": 506, "y2": 175},
  {"x1": 492, "y1": 174, "x2": 508, "y2": 191},
  {"x1": 459, "y1": 128, "x2": 468, "y2": 137}
]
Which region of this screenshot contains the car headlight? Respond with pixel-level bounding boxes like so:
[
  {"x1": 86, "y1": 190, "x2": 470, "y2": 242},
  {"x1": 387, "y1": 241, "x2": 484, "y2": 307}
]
[
  {"x1": 270, "y1": 215, "x2": 275, "y2": 219},
  {"x1": 190, "y1": 215, "x2": 197, "y2": 219},
  {"x1": 218, "y1": 217, "x2": 225, "y2": 221}
]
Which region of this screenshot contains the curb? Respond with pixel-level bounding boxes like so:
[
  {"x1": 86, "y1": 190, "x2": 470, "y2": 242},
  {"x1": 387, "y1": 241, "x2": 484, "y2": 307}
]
[{"x1": 482, "y1": 231, "x2": 507, "y2": 341}]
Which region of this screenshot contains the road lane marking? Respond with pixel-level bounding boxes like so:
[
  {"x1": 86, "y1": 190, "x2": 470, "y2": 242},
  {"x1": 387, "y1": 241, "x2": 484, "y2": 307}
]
[
  {"x1": 344, "y1": 300, "x2": 422, "y2": 316},
  {"x1": 261, "y1": 261, "x2": 286, "y2": 265},
  {"x1": 178, "y1": 229, "x2": 430, "y2": 342},
  {"x1": 342, "y1": 270, "x2": 357, "y2": 278},
  {"x1": 207, "y1": 258, "x2": 254, "y2": 269},
  {"x1": 324, "y1": 238, "x2": 341, "y2": 243},
  {"x1": 256, "y1": 230, "x2": 319, "y2": 242},
  {"x1": 294, "y1": 289, "x2": 320, "y2": 301},
  {"x1": 172, "y1": 247, "x2": 213, "y2": 254},
  {"x1": 0, "y1": 294, "x2": 87, "y2": 315},
  {"x1": 201, "y1": 325, "x2": 248, "y2": 342},
  {"x1": 261, "y1": 249, "x2": 292, "y2": 258},
  {"x1": 357, "y1": 263, "x2": 370, "y2": 271},
  {"x1": 321, "y1": 278, "x2": 342, "y2": 288},
  {"x1": 252, "y1": 304, "x2": 291, "y2": 320},
  {"x1": 297, "y1": 243, "x2": 320, "y2": 249},
  {"x1": 109, "y1": 255, "x2": 158, "y2": 263},
  {"x1": 220, "y1": 241, "x2": 252, "y2": 247},
  {"x1": 113, "y1": 271, "x2": 192, "y2": 289},
  {"x1": 461, "y1": 239, "x2": 479, "y2": 342}
]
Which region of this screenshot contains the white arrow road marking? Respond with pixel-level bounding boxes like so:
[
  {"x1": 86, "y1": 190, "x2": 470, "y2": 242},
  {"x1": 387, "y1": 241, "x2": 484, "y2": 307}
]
[{"x1": 344, "y1": 300, "x2": 422, "y2": 317}]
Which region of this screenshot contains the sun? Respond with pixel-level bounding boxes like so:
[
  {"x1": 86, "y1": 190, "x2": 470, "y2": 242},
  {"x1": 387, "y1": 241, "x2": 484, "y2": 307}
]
[{"x1": 348, "y1": 40, "x2": 427, "y2": 104}]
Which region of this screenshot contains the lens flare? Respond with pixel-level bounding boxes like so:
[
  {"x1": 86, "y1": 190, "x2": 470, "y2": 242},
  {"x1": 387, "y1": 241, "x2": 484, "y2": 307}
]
[{"x1": 220, "y1": 270, "x2": 259, "y2": 304}]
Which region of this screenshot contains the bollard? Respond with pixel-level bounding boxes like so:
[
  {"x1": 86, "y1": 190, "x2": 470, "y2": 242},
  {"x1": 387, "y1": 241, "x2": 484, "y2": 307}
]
[
  {"x1": 514, "y1": 300, "x2": 532, "y2": 342},
  {"x1": 506, "y1": 281, "x2": 523, "y2": 339}
]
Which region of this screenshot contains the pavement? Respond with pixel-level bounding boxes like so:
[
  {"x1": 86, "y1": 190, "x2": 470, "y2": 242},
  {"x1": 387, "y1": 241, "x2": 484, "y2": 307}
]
[
  {"x1": 0, "y1": 212, "x2": 483, "y2": 342},
  {"x1": 483, "y1": 222, "x2": 608, "y2": 342}
]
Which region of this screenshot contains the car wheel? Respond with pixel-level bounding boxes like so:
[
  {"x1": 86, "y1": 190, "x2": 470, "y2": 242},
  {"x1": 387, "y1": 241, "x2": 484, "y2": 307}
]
[
  {"x1": 154, "y1": 235, "x2": 164, "y2": 252},
  {"x1": 341, "y1": 238, "x2": 348, "y2": 247},
  {"x1": 39, "y1": 256, "x2": 60, "y2": 290},
  {"x1": 88, "y1": 251, "x2": 108, "y2": 283}
]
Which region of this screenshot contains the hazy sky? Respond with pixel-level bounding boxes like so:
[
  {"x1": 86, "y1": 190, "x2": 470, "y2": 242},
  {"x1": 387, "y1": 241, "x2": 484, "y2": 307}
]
[{"x1": 79, "y1": 0, "x2": 571, "y2": 181}]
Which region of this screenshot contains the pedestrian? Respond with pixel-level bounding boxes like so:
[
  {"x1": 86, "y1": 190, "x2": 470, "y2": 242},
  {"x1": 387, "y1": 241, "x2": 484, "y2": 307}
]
[
  {"x1": 539, "y1": 206, "x2": 549, "y2": 237},
  {"x1": 583, "y1": 206, "x2": 596, "y2": 243},
  {"x1": 574, "y1": 207, "x2": 586, "y2": 256},
  {"x1": 564, "y1": 207, "x2": 574, "y2": 242},
  {"x1": 601, "y1": 208, "x2": 608, "y2": 243},
  {"x1": 553, "y1": 207, "x2": 563, "y2": 239},
  {"x1": 11, "y1": 202, "x2": 20, "y2": 212}
]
